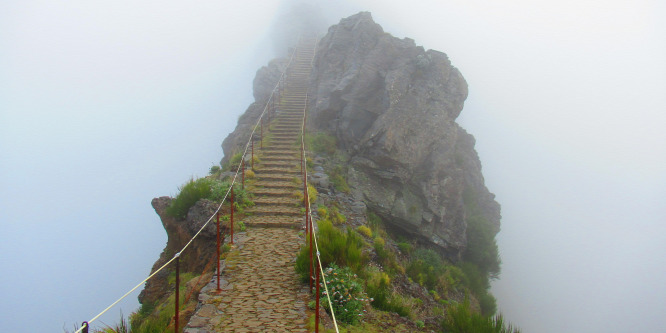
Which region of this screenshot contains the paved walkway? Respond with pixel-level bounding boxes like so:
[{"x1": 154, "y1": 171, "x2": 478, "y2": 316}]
[{"x1": 184, "y1": 38, "x2": 316, "y2": 333}]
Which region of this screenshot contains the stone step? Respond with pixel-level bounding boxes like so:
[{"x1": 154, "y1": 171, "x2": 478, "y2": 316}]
[
  {"x1": 262, "y1": 148, "x2": 298, "y2": 154},
  {"x1": 261, "y1": 161, "x2": 299, "y2": 169},
  {"x1": 253, "y1": 197, "x2": 298, "y2": 208},
  {"x1": 252, "y1": 188, "x2": 297, "y2": 197},
  {"x1": 261, "y1": 151, "x2": 298, "y2": 157},
  {"x1": 242, "y1": 215, "x2": 303, "y2": 229},
  {"x1": 257, "y1": 167, "x2": 300, "y2": 175},
  {"x1": 264, "y1": 146, "x2": 298, "y2": 153},
  {"x1": 256, "y1": 174, "x2": 300, "y2": 182},
  {"x1": 260, "y1": 156, "x2": 300, "y2": 162},
  {"x1": 249, "y1": 206, "x2": 303, "y2": 217},
  {"x1": 272, "y1": 125, "x2": 301, "y2": 129},
  {"x1": 254, "y1": 180, "x2": 300, "y2": 189}
]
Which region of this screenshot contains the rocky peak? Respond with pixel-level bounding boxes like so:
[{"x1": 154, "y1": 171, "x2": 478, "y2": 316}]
[{"x1": 222, "y1": 12, "x2": 500, "y2": 259}]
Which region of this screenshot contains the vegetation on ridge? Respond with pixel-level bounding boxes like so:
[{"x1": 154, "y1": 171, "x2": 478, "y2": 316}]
[{"x1": 165, "y1": 177, "x2": 253, "y2": 219}]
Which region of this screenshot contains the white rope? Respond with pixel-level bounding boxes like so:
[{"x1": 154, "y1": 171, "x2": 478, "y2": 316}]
[
  {"x1": 74, "y1": 41, "x2": 300, "y2": 333},
  {"x1": 300, "y1": 36, "x2": 341, "y2": 333}
]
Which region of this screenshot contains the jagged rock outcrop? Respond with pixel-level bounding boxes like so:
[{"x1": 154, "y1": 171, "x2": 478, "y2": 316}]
[
  {"x1": 221, "y1": 59, "x2": 288, "y2": 165},
  {"x1": 221, "y1": 12, "x2": 500, "y2": 259},
  {"x1": 138, "y1": 197, "x2": 223, "y2": 305},
  {"x1": 306, "y1": 12, "x2": 500, "y2": 257}
]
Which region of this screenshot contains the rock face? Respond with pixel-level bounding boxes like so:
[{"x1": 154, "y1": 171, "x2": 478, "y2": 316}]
[
  {"x1": 222, "y1": 12, "x2": 500, "y2": 259},
  {"x1": 305, "y1": 12, "x2": 500, "y2": 258},
  {"x1": 221, "y1": 59, "x2": 288, "y2": 165},
  {"x1": 138, "y1": 197, "x2": 223, "y2": 305}
]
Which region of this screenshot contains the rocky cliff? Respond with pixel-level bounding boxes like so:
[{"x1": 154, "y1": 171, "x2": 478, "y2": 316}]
[{"x1": 222, "y1": 12, "x2": 500, "y2": 259}]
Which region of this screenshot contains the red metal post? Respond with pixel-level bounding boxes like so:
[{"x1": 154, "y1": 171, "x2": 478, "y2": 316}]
[
  {"x1": 175, "y1": 256, "x2": 180, "y2": 333},
  {"x1": 309, "y1": 217, "x2": 314, "y2": 292},
  {"x1": 305, "y1": 203, "x2": 309, "y2": 236},
  {"x1": 216, "y1": 212, "x2": 221, "y2": 292},
  {"x1": 315, "y1": 259, "x2": 320, "y2": 333},
  {"x1": 81, "y1": 322, "x2": 89, "y2": 333},
  {"x1": 230, "y1": 186, "x2": 234, "y2": 245}
]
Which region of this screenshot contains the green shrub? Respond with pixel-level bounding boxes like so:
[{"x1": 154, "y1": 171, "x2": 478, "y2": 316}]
[
  {"x1": 306, "y1": 132, "x2": 337, "y2": 155},
  {"x1": 368, "y1": 211, "x2": 382, "y2": 230},
  {"x1": 167, "y1": 178, "x2": 253, "y2": 220},
  {"x1": 406, "y1": 249, "x2": 444, "y2": 290},
  {"x1": 166, "y1": 178, "x2": 213, "y2": 219},
  {"x1": 209, "y1": 165, "x2": 221, "y2": 175},
  {"x1": 478, "y1": 292, "x2": 498, "y2": 317},
  {"x1": 415, "y1": 320, "x2": 425, "y2": 328},
  {"x1": 365, "y1": 267, "x2": 412, "y2": 317},
  {"x1": 329, "y1": 206, "x2": 346, "y2": 225},
  {"x1": 320, "y1": 264, "x2": 369, "y2": 324},
  {"x1": 357, "y1": 225, "x2": 372, "y2": 238},
  {"x1": 464, "y1": 215, "x2": 501, "y2": 280},
  {"x1": 317, "y1": 205, "x2": 328, "y2": 219},
  {"x1": 397, "y1": 242, "x2": 413, "y2": 255},
  {"x1": 226, "y1": 152, "x2": 243, "y2": 171},
  {"x1": 442, "y1": 298, "x2": 520, "y2": 333},
  {"x1": 295, "y1": 220, "x2": 366, "y2": 280},
  {"x1": 307, "y1": 184, "x2": 318, "y2": 205}
]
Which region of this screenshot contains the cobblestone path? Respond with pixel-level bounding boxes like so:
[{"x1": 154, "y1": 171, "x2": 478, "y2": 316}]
[{"x1": 184, "y1": 37, "x2": 316, "y2": 333}]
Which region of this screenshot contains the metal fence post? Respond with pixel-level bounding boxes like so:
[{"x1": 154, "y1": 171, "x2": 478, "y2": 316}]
[
  {"x1": 216, "y1": 212, "x2": 221, "y2": 292},
  {"x1": 230, "y1": 186, "x2": 234, "y2": 245},
  {"x1": 175, "y1": 255, "x2": 180, "y2": 333},
  {"x1": 315, "y1": 260, "x2": 320, "y2": 333}
]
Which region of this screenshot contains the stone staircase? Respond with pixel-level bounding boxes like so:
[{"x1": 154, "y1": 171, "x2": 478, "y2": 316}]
[{"x1": 184, "y1": 37, "x2": 316, "y2": 333}]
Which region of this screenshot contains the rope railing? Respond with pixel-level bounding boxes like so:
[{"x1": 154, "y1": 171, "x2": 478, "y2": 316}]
[
  {"x1": 74, "y1": 37, "x2": 303, "y2": 333},
  {"x1": 298, "y1": 36, "x2": 341, "y2": 333}
]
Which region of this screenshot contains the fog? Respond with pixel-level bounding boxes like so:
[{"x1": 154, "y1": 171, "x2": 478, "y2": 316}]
[{"x1": 1, "y1": 1, "x2": 664, "y2": 332}]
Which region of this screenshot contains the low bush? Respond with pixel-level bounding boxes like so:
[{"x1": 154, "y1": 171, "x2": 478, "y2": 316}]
[
  {"x1": 167, "y1": 178, "x2": 253, "y2": 219},
  {"x1": 367, "y1": 211, "x2": 382, "y2": 230},
  {"x1": 226, "y1": 152, "x2": 243, "y2": 171},
  {"x1": 209, "y1": 165, "x2": 221, "y2": 175},
  {"x1": 295, "y1": 220, "x2": 366, "y2": 280},
  {"x1": 166, "y1": 178, "x2": 212, "y2": 219},
  {"x1": 460, "y1": 262, "x2": 500, "y2": 315},
  {"x1": 306, "y1": 132, "x2": 337, "y2": 155},
  {"x1": 357, "y1": 225, "x2": 372, "y2": 238},
  {"x1": 329, "y1": 205, "x2": 346, "y2": 225},
  {"x1": 307, "y1": 184, "x2": 318, "y2": 205},
  {"x1": 442, "y1": 299, "x2": 520, "y2": 333},
  {"x1": 397, "y1": 242, "x2": 413, "y2": 255},
  {"x1": 406, "y1": 249, "x2": 465, "y2": 294},
  {"x1": 320, "y1": 264, "x2": 369, "y2": 324},
  {"x1": 317, "y1": 205, "x2": 328, "y2": 218}
]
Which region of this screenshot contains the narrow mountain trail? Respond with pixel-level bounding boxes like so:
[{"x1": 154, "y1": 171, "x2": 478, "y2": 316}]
[{"x1": 184, "y1": 39, "x2": 316, "y2": 333}]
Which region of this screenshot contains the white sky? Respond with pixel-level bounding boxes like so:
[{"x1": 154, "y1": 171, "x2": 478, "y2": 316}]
[{"x1": 1, "y1": 0, "x2": 664, "y2": 332}]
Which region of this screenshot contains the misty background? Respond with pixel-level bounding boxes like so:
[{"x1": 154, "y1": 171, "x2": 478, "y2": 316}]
[{"x1": 1, "y1": 1, "x2": 664, "y2": 332}]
